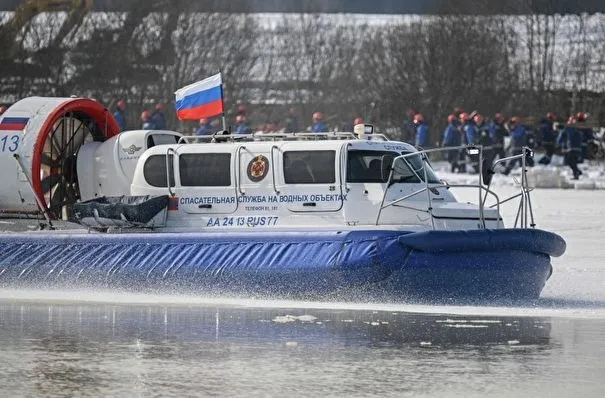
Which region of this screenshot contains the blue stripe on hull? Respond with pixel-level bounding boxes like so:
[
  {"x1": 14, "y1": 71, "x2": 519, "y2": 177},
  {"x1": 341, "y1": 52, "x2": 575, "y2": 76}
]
[{"x1": 0, "y1": 229, "x2": 563, "y2": 300}]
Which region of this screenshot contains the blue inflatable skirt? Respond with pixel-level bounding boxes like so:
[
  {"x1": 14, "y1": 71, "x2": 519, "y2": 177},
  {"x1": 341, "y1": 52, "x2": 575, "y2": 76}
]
[{"x1": 0, "y1": 229, "x2": 566, "y2": 301}]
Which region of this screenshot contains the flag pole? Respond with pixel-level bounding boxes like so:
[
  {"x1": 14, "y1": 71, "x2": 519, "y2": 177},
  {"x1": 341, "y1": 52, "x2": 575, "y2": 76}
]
[{"x1": 219, "y1": 71, "x2": 227, "y2": 132}]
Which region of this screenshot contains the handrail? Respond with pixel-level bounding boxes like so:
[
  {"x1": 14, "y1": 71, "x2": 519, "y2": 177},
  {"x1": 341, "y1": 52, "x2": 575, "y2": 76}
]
[
  {"x1": 374, "y1": 144, "x2": 532, "y2": 229},
  {"x1": 166, "y1": 147, "x2": 176, "y2": 197},
  {"x1": 176, "y1": 131, "x2": 388, "y2": 144},
  {"x1": 237, "y1": 145, "x2": 246, "y2": 196},
  {"x1": 270, "y1": 145, "x2": 280, "y2": 195}
]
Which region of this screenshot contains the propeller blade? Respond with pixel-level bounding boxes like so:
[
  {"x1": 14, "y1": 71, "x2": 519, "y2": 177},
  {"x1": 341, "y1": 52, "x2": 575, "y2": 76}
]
[
  {"x1": 50, "y1": 183, "x2": 66, "y2": 210},
  {"x1": 41, "y1": 153, "x2": 61, "y2": 168},
  {"x1": 41, "y1": 174, "x2": 62, "y2": 194}
]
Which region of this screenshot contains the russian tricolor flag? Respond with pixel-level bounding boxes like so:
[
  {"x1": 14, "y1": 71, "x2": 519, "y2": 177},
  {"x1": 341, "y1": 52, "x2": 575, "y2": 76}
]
[
  {"x1": 175, "y1": 73, "x2": 224, "y2": 121},
  {"x1": 0, "y1": 117, "x2": 29, "y2": 131}
]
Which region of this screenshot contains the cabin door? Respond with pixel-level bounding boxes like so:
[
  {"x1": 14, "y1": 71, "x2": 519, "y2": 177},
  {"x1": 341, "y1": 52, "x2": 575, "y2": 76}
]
[
  {"x1": 175, "y1": 150, "x2": 238, "y2": 214},
  {"x1": 276, "y1": 148, "x2": 344, "y2": 212}
]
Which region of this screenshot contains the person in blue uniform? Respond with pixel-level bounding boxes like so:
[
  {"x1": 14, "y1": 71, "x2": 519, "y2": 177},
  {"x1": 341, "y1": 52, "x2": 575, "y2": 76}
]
[
  {"x1": 537, "y1": 112, "x2": 557, "y2": 165},
  {"x1": 576, "y1": 112, "x2": 596, "y2": 161},
  {"x1": 140, "y1": 110, "x2": 155, "y2": 130},
  {"x1": 557, "y1": 116, "x2": 583, "y2": 179},
  {"x1": 234, "y1": 115, "x2": 251, "y2": 134},
  {"x1": 413, "y1": 114, "x2": 430, "y2": 148},
  {"x1": 113, "y1": 100, "x2": 127, "y2": 131},
  {"x1": 151, "y1": 103, "x2": 166, "y2": 130},
  {"x1": 195, "y1": 118, "x2": 212, "y2": 136},
  {"x1": 460, "y1": 113, "x2": 479, "y2": 172},
  {"x1": 503, "y1": 116, "x2": 527, "y2": 175},
  {"x1": 311, "y1": 112, "x2": 328, "y2": 133},
  {"x1": 442, "y1": 114, "x2": 461, "y2": 172},
  {"x1": 475, "y1": 114, "x2": 495, "y2": 184},
  {"x1": 489, "y1": 113, "x2": 508, "y2": 163}
]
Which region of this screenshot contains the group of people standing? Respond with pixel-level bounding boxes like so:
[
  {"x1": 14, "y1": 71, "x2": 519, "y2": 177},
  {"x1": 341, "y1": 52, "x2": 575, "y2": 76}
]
[
  {"x1": 109, "y1": 99, "x2": 597, "y2": 182},
  {"x1": 408, "y1": 109, "x2": 598, "y2": 181},
  {"x1": 193, "y1": 108, "x2": 335, "y2": 136},
  {"x1": 112, "y1": 100, "x2": 167, "y2": 131}
]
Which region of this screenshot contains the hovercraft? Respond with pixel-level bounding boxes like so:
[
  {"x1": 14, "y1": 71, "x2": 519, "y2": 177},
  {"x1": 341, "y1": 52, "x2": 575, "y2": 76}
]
[{"x1": 0, "y1": 97, "x2": 565, "y2": 301}]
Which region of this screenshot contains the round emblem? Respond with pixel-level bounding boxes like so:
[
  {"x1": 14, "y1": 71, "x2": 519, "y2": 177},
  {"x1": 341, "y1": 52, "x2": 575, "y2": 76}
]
[{"x1": 247, "y1": 155, "x2": 269, "y2": 182}]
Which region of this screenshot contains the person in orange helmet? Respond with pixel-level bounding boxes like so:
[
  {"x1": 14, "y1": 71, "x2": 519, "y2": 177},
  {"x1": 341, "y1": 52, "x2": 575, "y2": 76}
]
[
  {"x1": 503, "y1": 116, "x2": 534, "y2": 175},
  {"x1": 413, "y1": 114, "x2": 429, "y2": 148},
  {"x1": 575, "y1": 112, "x2": 596, "y2": 160},
  {"x1": 113, "y1": 100, "x2": 127, "y2": 131},
  {"x1": 140, "y1": 110, "x2": 155, "y2": 130},
  {"x1": 151, "y1": 102, "x2": 166, "y2": 130}
]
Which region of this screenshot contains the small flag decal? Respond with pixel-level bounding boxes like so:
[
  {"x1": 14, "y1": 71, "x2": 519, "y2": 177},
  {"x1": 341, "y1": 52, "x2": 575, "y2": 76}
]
[
  {"x1": 0, "y1": 117, "x2": 29, "y2": 131},
  {"x1": 168, "y1": 197, "x2": 179, "y2": 211}
]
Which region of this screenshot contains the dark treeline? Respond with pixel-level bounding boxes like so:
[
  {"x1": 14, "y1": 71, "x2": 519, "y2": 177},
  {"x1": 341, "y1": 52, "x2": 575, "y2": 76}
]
[{"x1": 2, "y1": 1, "x2": 605, "y2": 141}]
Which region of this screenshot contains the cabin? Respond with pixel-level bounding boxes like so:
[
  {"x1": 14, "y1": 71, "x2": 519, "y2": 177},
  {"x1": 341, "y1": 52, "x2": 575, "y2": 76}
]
[{"x1": 73, "y1": 129, "x2": 503, "y2": 231}]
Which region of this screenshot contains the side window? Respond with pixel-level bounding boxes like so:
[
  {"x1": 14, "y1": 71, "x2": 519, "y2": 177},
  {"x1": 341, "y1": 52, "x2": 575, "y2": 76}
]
[
  {"x1": 283, "y1": 150, "x2": 335, "y2": 184},
  {"x1": 143, "y1": 154, "x2": 174, "y2": 187},
  {"x1": 179, "y1": 153, "x2": 231, "y2": 186},
  {"x1": 347, "y1": 150, "x2": 398, "y2": 183}
]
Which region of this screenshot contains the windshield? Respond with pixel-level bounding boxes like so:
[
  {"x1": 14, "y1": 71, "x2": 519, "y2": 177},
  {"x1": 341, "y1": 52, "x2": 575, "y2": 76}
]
[
  {"x1": 391, "y1": 153, "x2": 440, "y2": 184},
  {"x1": 347, "y1": 150, "x2": 440, "y2": 184}
]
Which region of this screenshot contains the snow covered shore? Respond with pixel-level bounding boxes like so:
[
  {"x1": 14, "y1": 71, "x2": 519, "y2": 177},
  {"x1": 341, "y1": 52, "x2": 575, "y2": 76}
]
[{"x1": 434, "y1": 155, "x2": 605, "y2": 190}]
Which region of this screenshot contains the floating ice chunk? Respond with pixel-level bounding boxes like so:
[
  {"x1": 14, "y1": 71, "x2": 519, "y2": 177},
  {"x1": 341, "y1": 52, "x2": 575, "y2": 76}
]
[
  {"x1": 443, "y1": 324, "x2": 489, "y2": 328},
  {"x1": 507, "y1": 340, "x2": 520, "y2": 345},
  {"x1": 272, "y1": 315, "x2": 297, "y2": 323},
  {"x1": 272, "y1": 314, "x2": 317, "y2": 323}
]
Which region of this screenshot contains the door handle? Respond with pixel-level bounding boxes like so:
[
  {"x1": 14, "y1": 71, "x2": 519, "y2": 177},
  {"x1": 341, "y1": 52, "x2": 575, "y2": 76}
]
[{"x1": 198, "y1": 204, "x2": 212, "y2": 209}]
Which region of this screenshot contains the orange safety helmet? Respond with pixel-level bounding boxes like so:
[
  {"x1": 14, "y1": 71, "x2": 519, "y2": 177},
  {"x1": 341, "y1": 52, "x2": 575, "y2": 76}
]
[
  {"x1": 576, "y1": 112, "x2": 587, "y2": 122},
  {"x1": 447, "y1": 114, "x2": 457, "y2": 123},
  {"x1": 313, "y1": 112, "x2": 323, "y2": 121},
  {"x1": 236, "y1": 115, "x2": 246, "y2": 124},
  {"x1": 494, "y1": 113, "x2": 504, "y2": 122},
  {"x1": 140, "y1": 110, "x2": 150, "y2": 120},
  {"x1": 473, "y1": 114, "x2": 484, "y2": 125},
  {"x1": 546, "y1": 112, "x2": 556, "y2": 121},
  {"x1": 459, "y1": 112, "x2": 471, "y2": 122},
  {"x1": 413, "y1": 114, "x2": 424, "y2": 123},
  {"x1": 354, "y1": 117, "x2": 364, "y2": 125}
]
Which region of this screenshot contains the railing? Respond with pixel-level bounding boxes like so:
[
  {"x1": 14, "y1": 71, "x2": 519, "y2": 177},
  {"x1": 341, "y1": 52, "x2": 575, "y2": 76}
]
[
  {"x1": 375, "y1": 145, "x2": 535, "y2": 230},
  {"x1": 177, "y1": 131, "x2": 389, "y2": 144}
]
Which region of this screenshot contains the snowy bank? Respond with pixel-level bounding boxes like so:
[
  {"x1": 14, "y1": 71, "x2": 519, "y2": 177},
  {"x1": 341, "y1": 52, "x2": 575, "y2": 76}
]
[{"x1": 433, "y1": 155, "x2": 605, "y2": 190}]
